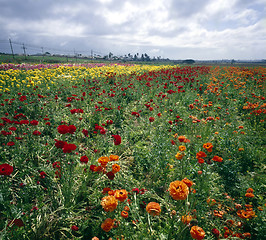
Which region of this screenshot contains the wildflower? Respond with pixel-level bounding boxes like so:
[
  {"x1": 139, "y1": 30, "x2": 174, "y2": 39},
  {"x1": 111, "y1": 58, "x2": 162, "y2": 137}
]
[
  {"x1": 178, "y1": 136, "x2": 186, "y2": 142},
  {"x1": 57, "y1": 125, "x2": 69, "y2": 134},
  {"x1": 182, "y1": 177, "x2": 194, "y2": 188},
  {"x1": 7, "y1": 219, "x2": 24, "y2": 228},
  {"x1": 0, "y1": 163, "x2": 14, "y2": 175},
  {"x1": 109, "y1": 155, "x2": 119, "y2": 161},
  {"x1": 211, "y1": 228, "x2": 220, "y2": 237},
  {"x1": 112, "y1": 164, "x2": 120, "y2": 173},
  {"x1": 124, "y1": 206, "x2": 130, "y2": 211},
  {"x1": 132, "y1": 188, "x2": 140, "y2": 194},
  {"x1": 175, "y1": 152, "x2": 184, "y2": 160},
  {"x1": 245, "y1": 192, "x2": 254, "y2": 198},
  {"x1": 190, "y1": 226, "x2": 205, "y2": 240},
  {"x1": 39, "y1": 171, "x2": 47, "y2": 179},
  {"x1": 179, "y1": 145, "x2": 186, "y2": 151},
  {"x1": 196, "y1": 151, "x2": 207, "y2": 159},
  {"x1": 121, "y1": 210, "x2": 129, "y2": 218},
  {"x1": 68, "y1": 125, "x2": 76, "y2": 134},
  {"x1": 212, "y1": 155, "x2": 223, "y2": 162},
  {"x1": 112, "y1": 135, "x2": 121, "y2": 145},
  {"x1": 33, "y1": 130, "x2": 41, "y2": 136},
  {"x1": 98, "y1": 156, "x2": 109, "y2": 167},
  {"x1": 80, "y1": 155, "x2": 89, "y2": 164},
  {"x1": 62, "y1": 143, "x2": 77, "y2": 153},
  {"x1": 169, "y1": 180, "x2": 189, "y2": 200},
  {"x1": 198, "y1": 158, "x2": 204, "y2": 164},
  {"x1": 106, "y1": 171, "x2": 115, "y2": 180},
  {"x1": 7, "y1": 141, "x2": 15, "y2": 146},
  {"x1": 146, "y1": 202, "x2": 161, "y2": 216},
  {"x1": 101, "y1": 218, "x2": 114, "y2": 232},
  {"x1": 181, "y1": 214, "x2": 193, "y2": 225},
  {"x1": 71, "y1": 225, "x2": 79, "y2": 231},
  {"x1": 101, "y1": 195, "x2": 118, "y2": 212},
  {"x1": 114, "y1": 189, "x2": 128, "y2": 202},
  {"x1": 203, "y1": 142, "x2": 213, "y2": 152},
  {"x1": 54, "y1": 139, "x2": 67, "y2": 149}
]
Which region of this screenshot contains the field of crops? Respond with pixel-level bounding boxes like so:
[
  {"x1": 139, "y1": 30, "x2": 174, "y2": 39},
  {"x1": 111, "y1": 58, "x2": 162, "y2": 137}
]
[{"x1": 0, "y1": 63, "x2": 265, "y2": 240}]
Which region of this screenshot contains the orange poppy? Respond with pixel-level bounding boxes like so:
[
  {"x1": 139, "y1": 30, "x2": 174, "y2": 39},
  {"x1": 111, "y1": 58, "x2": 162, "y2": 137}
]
[
  {"x1": 121, "y1": 210, "x2": 129, "y2": 218},
  {"x1": 114, "y1": 189, "x2": 128, "y2": 202},
  {"x1": 98, "y1": 156, "x2": 109, "y2": 167},
  {"x1": 190, "y1": 226, "x2": 205, "y2": 240},
  {"x1": 101, "y1": 195, "x2": 118, "y2": 212},
  {"x1": 101, "y1": 218, "x2": 114, "y2": 232},
  {"x1": 196, "y1": 151, "x2": 207, "y2": 159},
  {"x1": 179, "y1": 145, "x2": 186, "y2": 151},
  {"x1": 212, "y1": 155, "x2": 223, "y2": 162},
  {"x1": 203, "y1": 142, "x2": 213, "y2": 152},
  {"x1": 178, "y1": 136, "x2": 186, "y2": 142},
  {"x1": 181, "y1": 214, "x2": 193, "y2": 225},
  {"x1": 182, "y1": 177, "x2": 194, "y2": 188},
  {"x1": 109, "y1": 154, "x2": 119, "y2": 161},
  {"x1": 112, "y1": 164, "x2": 120, "y2": 173},
  {"x1": 169, "y1": 180, "x2": 189, "y2": 200},
  {"x1": 146, "y1": 202, "x2": 161, "y2": 216},
  {"x1": 175, "y1": 152, "x2": 184, "y2": 160}
]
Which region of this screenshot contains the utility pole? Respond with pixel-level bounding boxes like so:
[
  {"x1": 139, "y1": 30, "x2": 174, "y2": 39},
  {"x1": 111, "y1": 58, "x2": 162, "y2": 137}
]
[
  {"x1": 41, "y1": 47, "x2": 44, "y2": 62},
  {"x1": 22, "y1": 43, "x2": 27, "y2": 60},
  {"x1": 9, "y1": 39, "x2": 15, "y2": 59}
]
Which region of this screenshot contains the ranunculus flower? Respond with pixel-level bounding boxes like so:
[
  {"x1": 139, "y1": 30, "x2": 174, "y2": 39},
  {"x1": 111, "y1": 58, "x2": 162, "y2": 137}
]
[
  {"x1": 80, "y1": 155, "x2": 89, "y2": 164},
  {"x1": 54, "y1": 139, "x2": 67, "y2": 149},
  {"x1": 7, "y1": 141, "x2": 15, "y2": 146},
  {"x1": 0, "y1": 163, "x2": 14, "y2": 175},
  {"x1": 33, "y1": 130, "x2": 41, "y2": 136},
  {"x1": 190, "y1": 226, "x2": 205, "y2": 240},
  {"x1": 112, "y1": 135, "x2": 121, "y2": 145},
  {"x1": 68, "y1": 125, "x2": 76, "y2": 134},
  {"x1": 62, "y1": 143, "x2": 77, "y2": 153},
  {"x1": 30, "y1": 120, "x2": 39, "y2": 125},
  {"x1": 57, "y1": 125, "x2": 69, "y2": 134},
  {"x1": 169, "y1": 180, "x2": 189, "y2": 200},
  {"x1": 101, "y1": 218, "x2": 114, "y2": 232},
  {"x1": 71, "y1": 225, "x2": 79, "y2": 231},
  {"x1": 106, "y1": 171, "x2": 115, "y2": 180},
  {"x1": 146, "y1": 202, "x2": 161, "y2": 216},
  {"x1": 114, "y1": 189, "x2": 128, "y2": 202},
  {"x1": 101, "y1": 195, "x2": 118, "y2": 212}
]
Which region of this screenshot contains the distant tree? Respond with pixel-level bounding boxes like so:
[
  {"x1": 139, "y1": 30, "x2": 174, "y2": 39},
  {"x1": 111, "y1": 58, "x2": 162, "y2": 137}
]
[
  {"x1": 108, "y1": 52, "x2": 113, "y2": 59},
  {"x1": 141, "y1": 54, "x2": 145, "y2": 61},
  {"x1": 182, "y1": 59, "x2": 195, "y2": 64},
  {"x1": 133, "y1": 54, "x2": 138, "y2": 61}
]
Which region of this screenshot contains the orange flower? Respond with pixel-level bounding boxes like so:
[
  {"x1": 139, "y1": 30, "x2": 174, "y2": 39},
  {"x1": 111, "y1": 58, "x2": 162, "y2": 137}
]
[
  {"x1": 121, "y1": 210, "x2": 129, "y2": 218},
  {"x1": 245, "y1": 192, "x2": 254, "y2": 198},
  {"x1": 181, "y1": 214, "x2": 193, "y2": 225},
  {"x1": 190, "y1": 226, "x2": 205, "y2": 240},
  {"x1": 203, "y1": 142, "x2": 213, "y2": 152},
  {"x1": 212, "y1": 155, "x2": 223, "y2": 162},
  {"x1": 109, "y1": 154, "x2": 119, "y2": 161},
  {"x1": 101, "y1": 195, "x2": 118, "y2": 212},
  {"x1": 237, "y1": 209, "x2": 255, "y2": 219},
  {"x1": 112, "y1": 164, "x2": 120, "y2": 173},
  {"x1": 182, "y1": 177, "x2": 194, "y2": 188},
  {"x1": 238, "y1": 148, "x2": 244, "y2": 151},
  {"x1": 178, "y1": 136, "x2": 186, "y2": 142},
  {"x1": 246, "y1": 188, "x2": 254, "y2": 193},
  {"x1": 198, "y1": 158, "x2": 204, "y2": 164},
  {"x1": 179, "y1": 145, "x2": 186, "y2": 151},
  {"x1": 124, "y1": 206, "x2": 130, "y2": 211},
  {"x1": 146, "y1": 202, "x2": 161, "y2": 216},
  {"x1": 101, "y1": 218, "x2": 114, "y2": 232},
  {"x1": 196, "y1": 151, "x2": 207, "y2": 159},
  {"x1": 213, "y1": 210, "x2": 224, "y2": 218},
  {"x1": 175, "y1": 152, "x2": 184, "y2": 160},
  {"x1": 169, "y1": 180, "x2": 189, "y2": 200},
  {"x1": 114, "y1": 189, "x2": 128, "y2": 202},
  {"x1": 98, "y1": 156, "x2": 109, "y2": 167}
]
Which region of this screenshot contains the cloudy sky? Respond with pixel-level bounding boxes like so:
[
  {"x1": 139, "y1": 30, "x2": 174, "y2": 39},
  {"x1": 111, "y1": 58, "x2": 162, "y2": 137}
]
[{"x1": 0, "y1": 0, "x2": 266, "y2": 60}]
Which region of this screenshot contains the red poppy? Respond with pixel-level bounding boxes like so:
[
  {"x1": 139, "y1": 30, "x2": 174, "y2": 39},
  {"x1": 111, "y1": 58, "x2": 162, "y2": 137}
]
[
  {"x1": 68, "y1": 125, "x2": 76, "y2": 134},
  {"x1": 33, "y1": 130, "x2": 41, "y2": 136},
  {"x1": 80, "y1": 155, "x2": 89, "y2": 164},
  {"x1": 7, "y1": 141, "x2": 15, "y2": 146},
  {"x1": 8, "y1": 219, "x2": 24, "y2": 228},
  {"x1": 30, "y1": 120, "x2": 39, "y2": 125},
  {"x1": 112, "y1": 135, "x2": 121, "y2": 145},
  {"x1": 71, "y1": 225, "x2": 79, "y2": 231},
  {"x1": 57, "y1": 125, "x2": 69, "y2": 134},
  {"x1": 149, "y1": 117, "x2": 155, "y2": 122},
  {"x1": 0, "y1": 163, "x2": 13, "y2": 175},
  {"x1": 82, "y1": 129, "x2": 89, "y2": 136},
  {"x1": 62, "y1": 143, "x2": 77, "y2": 153},
  {"x1": 54, "y1": 139, "x2": 67, "y2": 149},
  {"x1": 106, "y1": 171, "x2": 115, "y2": 180}
]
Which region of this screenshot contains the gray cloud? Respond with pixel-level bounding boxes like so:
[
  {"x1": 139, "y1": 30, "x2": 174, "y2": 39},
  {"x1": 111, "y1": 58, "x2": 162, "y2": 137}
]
[{"x1": 0, "y1": 0, "x2": 265, "y2": 59}]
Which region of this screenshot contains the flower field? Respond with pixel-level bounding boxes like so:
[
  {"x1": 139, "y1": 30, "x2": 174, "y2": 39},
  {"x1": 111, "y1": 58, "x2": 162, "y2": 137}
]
[{"x1": 0, "y1": 63, "x2": 265, "y2": 240}]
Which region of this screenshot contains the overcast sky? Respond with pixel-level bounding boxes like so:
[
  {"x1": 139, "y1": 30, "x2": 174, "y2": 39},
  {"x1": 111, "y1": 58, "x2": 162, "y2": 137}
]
[{"x1": 0, "y1": 0, "x2": 266, "y2": 60}]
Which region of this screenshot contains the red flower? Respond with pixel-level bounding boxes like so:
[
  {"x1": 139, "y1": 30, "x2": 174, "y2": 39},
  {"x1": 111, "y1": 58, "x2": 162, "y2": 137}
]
[
  {"x1": 0, "y1": 163, "x2": 13, "y2": 175},
  {"x1": 71, "y1": 225, "x2": 79, "y2": 231},
  {"x1": 54, "y1": 139, "x2": 67, "y2": 149},
  {"x1": 80, "y1": 155, "x2": 89, "y2": 164},
  {"x1": 68, "y1": 125, "x2": 76, "y2": 134},
  {"x1": 112, "y1": 135, "x2": 121, "y2": 145},
  {"x1": 82, "y1": 129, "x2": 89, "y2": 136},
  {"x1": 8, "y1": 219, "x2": 24, "y2": 228},
  {"x1": 63, "y1": 143, "x2": 77, "y2": 153},
  {"x1": 106, "y1": 171, "x2": 115, "y2": 180},
  {"x1": 33, "y1": 130, "x2": 41, "y2": 136},
  {"x1": 30, "y1": 120, "x2": 39, "y2": 125},
  {"x1": 39, "y1": 171, "x2": 47, "y2": 179},
  {"x1": 7, "y1": 141, "x2": 15, "y2": 146},
  {"x1": 57, "y1": 125, "x2": 69, "y2": 134},
  {"x1": 149, "y1": 117, "x2": 155, "y2": 122}
]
